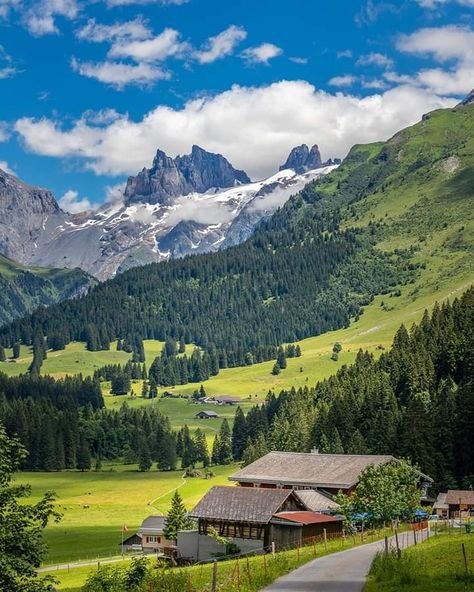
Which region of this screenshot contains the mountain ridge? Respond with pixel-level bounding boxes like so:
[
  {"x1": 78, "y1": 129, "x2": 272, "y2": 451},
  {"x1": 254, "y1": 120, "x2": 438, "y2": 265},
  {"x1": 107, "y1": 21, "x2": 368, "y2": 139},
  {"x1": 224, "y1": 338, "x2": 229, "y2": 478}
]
[{"x1": 0, "y1": 145, "x2": 336, "y2": 280}]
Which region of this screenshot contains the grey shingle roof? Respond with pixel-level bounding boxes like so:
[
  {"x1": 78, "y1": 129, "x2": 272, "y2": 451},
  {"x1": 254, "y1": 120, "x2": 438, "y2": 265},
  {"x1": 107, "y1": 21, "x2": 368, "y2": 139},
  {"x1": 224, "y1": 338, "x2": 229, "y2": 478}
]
[
  {"x1": 295, "y1": 489, "x2": 340, "y2": 511},
  {"x1": 139, "y1": 515, "x2": 166, "y2": 532},
  {"x1": 188, "y1": 485, "x2": 296, "y2": 524},
  {"x1": 230, "y1": 452, "x2": 395, "y2": 489}
]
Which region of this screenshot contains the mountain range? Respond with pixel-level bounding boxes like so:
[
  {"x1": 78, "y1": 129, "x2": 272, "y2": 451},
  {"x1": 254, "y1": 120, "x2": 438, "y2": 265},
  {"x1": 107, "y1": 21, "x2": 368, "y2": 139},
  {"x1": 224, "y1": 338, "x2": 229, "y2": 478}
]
[
  {"x1": 2, "y1": 96, "x2": 472, "y2": 357},
  {"x1": 0, "y1": 144, "x2": 337, "y2": 280}
]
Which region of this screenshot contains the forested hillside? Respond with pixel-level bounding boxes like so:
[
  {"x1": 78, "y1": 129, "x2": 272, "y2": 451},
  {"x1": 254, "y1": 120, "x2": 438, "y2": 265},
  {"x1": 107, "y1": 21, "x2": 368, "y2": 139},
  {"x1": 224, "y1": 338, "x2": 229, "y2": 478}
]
[
  {"x1": 0, "y1": 254, "x2": 93, "y2": 325},
  {"x1": 238, "y1": 288, "x2": 474, "y2": 490},
  {"x1": 0, "y1": 101, "x2": 472, "y2": 376}
]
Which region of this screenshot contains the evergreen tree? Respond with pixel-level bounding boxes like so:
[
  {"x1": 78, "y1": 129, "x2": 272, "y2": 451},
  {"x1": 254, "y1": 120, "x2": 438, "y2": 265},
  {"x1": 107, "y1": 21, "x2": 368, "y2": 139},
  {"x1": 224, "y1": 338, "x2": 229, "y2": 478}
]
[
  {"x1": 211, "y1": 434, "x2": 220, "y2": 465},
  {"x1": 271, "y1": 362, "x2": 281, "y2": 376},
  {"x1": 194, "y1": 428, "x2": 210, "y2": 467},
  {"x1": 76, "y1": 433, "x2": 91, "y2": 472},
  {"x1": 242, "y1": 433, "x2": 268, "y2": 467},
  {"x1": 0, "y1": 345, "x2": 5, "y2": 362},
  {"x1": 277, "y1": 346, "x2": 287, "y2": 369},
  {"x1": 216, "y1": 419, "x2": 233, "y2": 465},
  {"x1": 163, "y1": 491, "x2": 193, "y2": 542},
  {"x1": 12, "y1": 342, "x2": 20, "y2": 359},
  {"x1": 138, "y1": 438, "x2": 152, "y2": 472},
  {"x1": 231, "y1": 407, "x2": 247, "y2": 461}
]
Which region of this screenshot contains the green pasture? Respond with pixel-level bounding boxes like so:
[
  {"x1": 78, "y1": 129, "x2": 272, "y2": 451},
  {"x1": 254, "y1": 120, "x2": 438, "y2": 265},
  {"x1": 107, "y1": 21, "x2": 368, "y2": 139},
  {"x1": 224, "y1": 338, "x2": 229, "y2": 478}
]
[{"x1": 14, "y1": 464, "x2": 237, "y2": 565}]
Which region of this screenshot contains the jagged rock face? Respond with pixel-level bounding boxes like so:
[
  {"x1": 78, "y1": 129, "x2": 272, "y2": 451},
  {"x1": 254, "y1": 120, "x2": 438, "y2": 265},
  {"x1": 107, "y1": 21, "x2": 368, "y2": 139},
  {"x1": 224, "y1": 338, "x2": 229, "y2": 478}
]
[
  {"x1": 124, "y1": 145, "x2": 251, "y2": 205},
  {"x1": 0, "y1": 167, "x2": 65, "y2": 263},
  {"x1": 0, "y1": 148, "x2": 338, "y2": 281},
  {"x1": 279, "y1": 144, "x2": 322, "y2": 174},
  {"x1": 458, "y1": 89, "x2": 474, "y2": 107}
]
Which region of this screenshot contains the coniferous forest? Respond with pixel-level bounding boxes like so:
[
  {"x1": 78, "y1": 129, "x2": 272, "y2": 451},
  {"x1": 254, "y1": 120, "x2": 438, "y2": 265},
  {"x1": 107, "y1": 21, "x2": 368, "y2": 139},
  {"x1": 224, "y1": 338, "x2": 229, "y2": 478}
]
[{"x1": 234, "y1": 288, "x2": 474, "y2": 491}]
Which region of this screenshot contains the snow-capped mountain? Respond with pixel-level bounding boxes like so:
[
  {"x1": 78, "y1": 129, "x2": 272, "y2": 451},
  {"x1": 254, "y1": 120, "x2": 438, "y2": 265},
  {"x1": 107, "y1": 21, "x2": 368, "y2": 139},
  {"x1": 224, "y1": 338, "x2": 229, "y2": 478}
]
[{"x1": 0, "y1": 146, "x2": 338, "y2": 280}]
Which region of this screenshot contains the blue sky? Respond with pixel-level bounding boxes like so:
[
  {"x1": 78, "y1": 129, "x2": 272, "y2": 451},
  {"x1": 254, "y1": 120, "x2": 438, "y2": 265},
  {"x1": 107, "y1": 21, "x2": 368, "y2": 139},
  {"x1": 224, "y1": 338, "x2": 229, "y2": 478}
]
[{"x1": 0, "y1": 0, "x2": 473, "y2": 211}]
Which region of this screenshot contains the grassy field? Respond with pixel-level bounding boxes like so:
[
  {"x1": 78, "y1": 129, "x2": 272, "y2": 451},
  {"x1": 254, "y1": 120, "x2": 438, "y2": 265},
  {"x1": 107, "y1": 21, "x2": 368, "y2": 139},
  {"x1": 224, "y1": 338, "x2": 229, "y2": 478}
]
[
  {"x1": 365, "y1": 529, "x2": 474, "y2": 591},
  {"x1": 15, "y1": 464, "x2": 237, "y2": 565}
]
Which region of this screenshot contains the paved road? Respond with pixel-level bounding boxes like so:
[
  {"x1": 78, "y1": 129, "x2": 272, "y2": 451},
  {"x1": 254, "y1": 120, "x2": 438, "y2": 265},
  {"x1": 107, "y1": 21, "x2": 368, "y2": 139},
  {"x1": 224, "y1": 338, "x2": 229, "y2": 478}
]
[{"x1": 261, "y1": 530, "x2": 426, "y2": 592}]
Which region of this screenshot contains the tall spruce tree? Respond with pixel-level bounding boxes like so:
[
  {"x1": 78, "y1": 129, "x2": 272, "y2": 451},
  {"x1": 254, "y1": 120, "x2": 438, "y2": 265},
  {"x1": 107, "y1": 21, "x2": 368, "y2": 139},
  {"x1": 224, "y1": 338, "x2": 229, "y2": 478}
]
[{"x1": 163, "y1": 491, "x2": 193, "y2": 542}]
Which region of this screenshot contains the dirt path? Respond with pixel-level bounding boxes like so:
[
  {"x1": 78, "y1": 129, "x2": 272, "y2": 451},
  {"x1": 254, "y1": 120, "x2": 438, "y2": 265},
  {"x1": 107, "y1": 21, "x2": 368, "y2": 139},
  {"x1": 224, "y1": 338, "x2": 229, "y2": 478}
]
[{"x1": 148, "y1": 471, "x2": 187, "y2": 515}]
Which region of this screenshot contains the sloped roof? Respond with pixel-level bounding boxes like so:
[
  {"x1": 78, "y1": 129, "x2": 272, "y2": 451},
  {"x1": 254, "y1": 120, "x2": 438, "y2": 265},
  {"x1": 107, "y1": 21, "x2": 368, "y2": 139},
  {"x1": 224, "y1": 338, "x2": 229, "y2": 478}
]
[
  {"x1": 230, "y1": 452, "x2": 395, "y2": 489},
  {"x1": 272, "y1": 512, "x2": 343, "y2": 525},
  {"x1": 446, "y1": 490, "x2": 474, "y2": 505},
  {"x1": 189, "y1": 485, "x2": 298, "y2": 524},
  {"x1": 139, "y1": 516, "x2": 166, "y2": 532},
  {"x1": 196, "y1": 410, "x2": 219, "y2": 417},
  {"x1": 433, "y1": 492, "x2": 448, "y2": 510},
  {"x1": 295, "y1": 489, "x2": 340, "y2": 512}
]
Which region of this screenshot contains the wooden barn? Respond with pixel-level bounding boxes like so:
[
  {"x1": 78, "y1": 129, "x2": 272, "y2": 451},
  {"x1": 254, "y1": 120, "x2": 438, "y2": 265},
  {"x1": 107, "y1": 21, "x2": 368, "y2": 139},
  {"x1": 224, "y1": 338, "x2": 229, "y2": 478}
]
[{"x1": 185, "y1": 486, "x2": 310, "y2": 555}]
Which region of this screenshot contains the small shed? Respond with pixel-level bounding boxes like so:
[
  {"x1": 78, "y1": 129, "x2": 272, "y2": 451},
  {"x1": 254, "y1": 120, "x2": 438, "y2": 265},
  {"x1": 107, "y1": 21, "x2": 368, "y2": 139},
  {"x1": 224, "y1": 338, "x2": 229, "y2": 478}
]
[
  {"x1": 445, "y1": 490, "x2": 474, "y2": 519},
  {"x1": 195, "y1": 410, "x2": 219, "y2": 419},
  {"x1": 270, "y1": 512, "x2": 343, "y2": 546},
  {"x1": 120, "y1": 533, "x2": 142, "y2": 552},
  {"x1": 433, "y1": 492, "x2": 449, "y2": 518}
]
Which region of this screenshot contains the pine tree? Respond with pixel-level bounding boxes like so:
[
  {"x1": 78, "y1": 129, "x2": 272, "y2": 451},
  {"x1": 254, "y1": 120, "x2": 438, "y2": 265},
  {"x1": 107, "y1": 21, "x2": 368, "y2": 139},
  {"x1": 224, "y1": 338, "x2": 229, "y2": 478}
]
[
  {"x1": 76, "y1": 433, "x2": 91, "y2": 472},
  {"x1": 0, "y1": 345, "x2": 5, "y2": 362},
  {"x1": 12, "y1": 342, "x2": 20, "y2": 359},
  {"x1": 277, "y1": 346, "x2": 287, "y2": 369},
  {"x1": 163, "y1": 491, "x2": 193, "y2": 542},
  {"x1": 211, "y1": 434, "x2": 220, "y2": 465},
  {"x1": 272, "y1": 362, "x2": 281, "y2": 376},
  {"x1": 138, "y1": 438, "x2": 152, "y2": 472},
  {"x1": 231, "y1": 407, "x2": 247, "y2": 461},
  {"x1": 194, "y1": 428, "x2": 210, "y2": 467},
  {"x1": 242, "y1": 433, "x2": 268, "y2": 467},
  {"x1": 217, "y1": 419, "x2": 232, "y2": 464}
]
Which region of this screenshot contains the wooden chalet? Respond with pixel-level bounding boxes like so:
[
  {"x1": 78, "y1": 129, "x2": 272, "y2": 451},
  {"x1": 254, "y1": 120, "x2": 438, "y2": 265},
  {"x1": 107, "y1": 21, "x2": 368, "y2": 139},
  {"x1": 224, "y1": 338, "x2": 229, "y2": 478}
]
[
  {"x1": 230, "y1": 451, "x2": 432, "y2": 496},
  {"x1": 188, "y1": 485, "x2": 306, "y2": 548}
]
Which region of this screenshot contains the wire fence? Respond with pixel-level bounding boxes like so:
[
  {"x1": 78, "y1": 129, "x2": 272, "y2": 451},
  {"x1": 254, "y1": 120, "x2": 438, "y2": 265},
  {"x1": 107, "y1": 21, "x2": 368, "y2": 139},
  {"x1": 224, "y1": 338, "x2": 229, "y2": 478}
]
[{"x1": 149, "y1": 525, "x2": 403, "y2": 592}]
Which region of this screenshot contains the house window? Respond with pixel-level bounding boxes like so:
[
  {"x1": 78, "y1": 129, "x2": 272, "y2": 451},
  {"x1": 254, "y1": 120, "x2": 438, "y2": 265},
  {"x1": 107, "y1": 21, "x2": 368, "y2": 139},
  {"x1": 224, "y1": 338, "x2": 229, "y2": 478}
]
[{"x1": 146, "y1": 536, "x2": 161, "y2": 544}]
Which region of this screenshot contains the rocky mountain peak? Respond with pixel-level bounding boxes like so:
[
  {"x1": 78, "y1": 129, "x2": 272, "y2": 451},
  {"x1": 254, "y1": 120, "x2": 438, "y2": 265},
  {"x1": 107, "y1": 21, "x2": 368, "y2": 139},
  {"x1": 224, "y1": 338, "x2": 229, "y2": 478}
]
[
  {"x1": 279, "y1": 143, "x2": 322, "y2": 173},
  {"x1": 458, "y1": 88, "x2": 474, "y2": 107},
  {"x1": 124, "y1": 145, "x2": 251, "y2": 206}
]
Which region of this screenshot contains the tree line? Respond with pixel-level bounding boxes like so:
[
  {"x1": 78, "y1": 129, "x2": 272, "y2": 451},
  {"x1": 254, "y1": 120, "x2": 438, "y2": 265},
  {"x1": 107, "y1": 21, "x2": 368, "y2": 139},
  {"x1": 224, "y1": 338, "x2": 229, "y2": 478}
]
[{"x1": 232, "y1": 289, "x2": 474, "y2": 490}]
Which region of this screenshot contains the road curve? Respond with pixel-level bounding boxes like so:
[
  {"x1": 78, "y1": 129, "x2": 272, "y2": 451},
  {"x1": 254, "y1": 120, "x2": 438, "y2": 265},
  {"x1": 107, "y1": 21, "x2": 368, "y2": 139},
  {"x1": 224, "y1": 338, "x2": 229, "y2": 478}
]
[{"x1": 261, "y1": 530, "x2": 425, "y2": 592}]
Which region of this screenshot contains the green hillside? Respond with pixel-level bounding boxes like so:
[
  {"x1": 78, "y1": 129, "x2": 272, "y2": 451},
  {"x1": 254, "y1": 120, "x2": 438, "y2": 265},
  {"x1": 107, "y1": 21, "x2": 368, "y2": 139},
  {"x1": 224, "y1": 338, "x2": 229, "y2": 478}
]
[
  {"x1": 0, "y1": 254, "x2": 94, "y2": 326},
  {"x1": 0, "y1": 102, "x2": 472, "y2": 399}
]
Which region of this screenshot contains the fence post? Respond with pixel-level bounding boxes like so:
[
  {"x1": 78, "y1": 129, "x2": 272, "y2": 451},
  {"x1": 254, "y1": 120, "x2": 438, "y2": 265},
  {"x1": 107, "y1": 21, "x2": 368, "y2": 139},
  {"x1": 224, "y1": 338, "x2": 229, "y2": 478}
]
[
  {"x1": 384, "y1": 536, "x2": 389, "y2": 556},
  {"x1": 271, "y1": 541, "x2": 275, "y2": 557},
  {"x1": 413, "y1": 528, "x2": 417, "y2": 546},
  {"x1": 211, "y1": 560, "x2": 218, "y2": 592},
  {"x1": 395, "y1": 530, "x2": 401, "y2": 559},
  {"x1": 462, "y1": 543, "x2": 469, "y2": 576},
  {"x1": 236, "y1": 557, "x2": 241, "y2": 592},
  {"x1": 323, "y1": 529, "x2": 328, "y2": 552},
  {"x1": 313, "y1": 537, "x2": 317, "y2": 556},
  {"x1": 246, "y1": 556, "x2": 252, "y2": 584}
]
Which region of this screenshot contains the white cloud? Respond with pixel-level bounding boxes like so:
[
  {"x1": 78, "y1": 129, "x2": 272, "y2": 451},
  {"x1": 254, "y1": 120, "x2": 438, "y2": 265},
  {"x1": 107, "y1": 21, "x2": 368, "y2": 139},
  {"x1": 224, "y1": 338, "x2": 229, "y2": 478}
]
[
  {"x1": 415, "y1": 0, "x2": 474, "y2": 8},
  {"x1": 14, "y1": 80, "x2": 456, "y2": 180},
  {"x1": 108, "y1": 28, "x2": 189, "y2": 62},
  {"x1": 106, "y1": 0, "x2": 188, "y2": 5},
  {"x1": 0, "y1": 160, "x2": 16, "y2": 175},
  {"x1": 337, "y1": 49, "x2": 353, "y2": 59},
  {"x1": 241, "y1": 43, "x2": 283, "y2": 65},
  {"x1": 0, "y1": 0, "x2": 19, "y2": 18},
  {"x1": 329, "y1": 75, "x2": 357, "y2": 87},
  {"x1": 59, "y1": 189, "x2": 93, "y2": 213},
  {"x1": 357, "y1": 52, "x2": 394, "y2": 68},
  {"x1": 24, "y1": 0, "x2": 79, "y2": 36},
  {"x1": 395, "y1": 25, "x2": 474, "y2": 94},
  {"x1": 71, "y1": 57, "x2": 170, "y2": 89},
  {"x1": 0, "y1": 66, "x2": 18, "y2": 78},
  {"x1": 289, "y1": 57, "x2": 308, "y2": 64},
  {"x1": 76, "y1": 17, "x2": 151, "y2": 43},
  {"x1": 0, "y1": 121, "x2": 10, "y2": 142},
  {"x1": 397, "y1": 25, "x2": 474, "y2": 63},
  {"x1": 194, "y1": 25, "x2": 247, "y2": 64}
]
